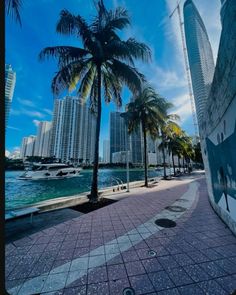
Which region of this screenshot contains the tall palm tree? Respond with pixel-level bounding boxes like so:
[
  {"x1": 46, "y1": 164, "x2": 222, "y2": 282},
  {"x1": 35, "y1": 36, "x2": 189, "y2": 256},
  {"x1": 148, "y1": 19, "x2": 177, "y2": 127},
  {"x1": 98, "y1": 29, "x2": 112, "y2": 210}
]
[
  {"x1": 5, "y1": 0, "x2": 22, "y2": 26},
  {"x1": 123, "y1": 86, "x2": 166, "y2": 187},
  {"x1": 158, "y1": 102, "x2": 180, "y2": 179},
  {"x1": 39, "y1": 0, "x2": 151, "y2": 202},
  {"x1": 179, "y1": 134, "x2": 194, "y2": 173},
  {"x1": 166, "y1": 127, "x2": 184, "y2": 176}
]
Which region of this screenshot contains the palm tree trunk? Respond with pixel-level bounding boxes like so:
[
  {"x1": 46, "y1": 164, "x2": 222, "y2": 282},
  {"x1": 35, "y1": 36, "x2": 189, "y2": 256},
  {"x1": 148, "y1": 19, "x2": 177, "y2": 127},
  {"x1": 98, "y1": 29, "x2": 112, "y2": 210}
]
[
  {"x1": 182, "y1": 157, "x2": 185, "y2": 173},
  {"x1": 161, "y1": 132, "x2": 167, "y2": 179},
  {"x1": 142, "y1": 120, "x2": 148, "y2": 187},
  {"x1": 172, "y1": 153, "x2": 176, "y2": 176},
  {"x1": 90, "y1": 64, "x2": 102, "y2": 202},
  {"x1": 178, "y1": 155, "x2": 181, "y2": 170}
]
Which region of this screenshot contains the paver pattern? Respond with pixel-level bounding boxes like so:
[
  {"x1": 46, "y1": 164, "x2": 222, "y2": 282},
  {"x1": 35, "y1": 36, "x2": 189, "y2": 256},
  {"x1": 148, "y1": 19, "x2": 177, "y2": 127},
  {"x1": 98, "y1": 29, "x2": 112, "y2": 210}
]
[{"x1": 5, "y1": 174, "x2": 236, "y2": 294}]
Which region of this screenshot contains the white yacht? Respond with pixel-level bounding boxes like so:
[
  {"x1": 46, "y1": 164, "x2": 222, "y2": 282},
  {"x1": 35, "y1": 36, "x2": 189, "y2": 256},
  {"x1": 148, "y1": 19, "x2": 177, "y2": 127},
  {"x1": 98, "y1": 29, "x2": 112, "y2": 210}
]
[{"x1": 18, "y1": 163, "x2": 81, "y2": 180}]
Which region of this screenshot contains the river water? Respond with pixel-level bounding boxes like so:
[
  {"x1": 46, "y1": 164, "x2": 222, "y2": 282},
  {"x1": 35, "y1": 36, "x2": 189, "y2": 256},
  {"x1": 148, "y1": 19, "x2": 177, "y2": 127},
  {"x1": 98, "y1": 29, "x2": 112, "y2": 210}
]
[{"x1": 5, "y1": 168, "x2": 163, "y2": 210}]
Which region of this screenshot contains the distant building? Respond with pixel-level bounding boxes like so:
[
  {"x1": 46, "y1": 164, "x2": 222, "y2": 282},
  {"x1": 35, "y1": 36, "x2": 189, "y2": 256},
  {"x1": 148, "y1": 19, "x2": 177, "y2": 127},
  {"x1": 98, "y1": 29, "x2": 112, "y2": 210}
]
[
  {"x1": 129, "y1": 124, "x2": 143, "y2": 165},
  {"x1": 9, "y1": 150, "x2": 21, "y2": 159},
  {"x1": 20, "y1": 135, "x2": 36, "y2": 159},
  {"x1": 112, "y1": 151, "x2": 131, "y2": 164},
  {"x1": 5, "y1": 64, "x2": 16, "y2": 127},
  {"x1": 103, "y1": 140, "x2": 110, "y2": 163},
  {"x1": 34, "y1": 121, "x2": 52, "y2": 158},
  {"x1": 5, "y1": 150, "x2": 10, "y2": 158},
  {"x1": 109, "y1": 112, "x2": 127, "y2": 163},
  {"x1": 50, "y1": 96, "x2": 96, "y2": 164},
  {"x1": 183, "y1": 0, "x2": 215, "y2": 125}
]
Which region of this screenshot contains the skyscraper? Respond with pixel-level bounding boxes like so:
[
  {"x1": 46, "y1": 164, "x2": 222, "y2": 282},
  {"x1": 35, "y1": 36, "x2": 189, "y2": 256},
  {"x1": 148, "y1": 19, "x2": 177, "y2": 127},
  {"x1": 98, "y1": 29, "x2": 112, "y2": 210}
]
[
  {"x1": 34, "y1": 121, "x2": 52, "y2": 158},
  {"x1": 109, "y1": 112, "x2": 127, "y2": 163},
  {"x1": 5, "y1": 64, "x2": 16, "y2": 126},
  {"x1": 130, "y1": 125, "x2": 143, "y2": 165},
  {"x1": 50, "y1": 96, "x2": 96, "y2": 164},
  {"x1": 103, "y1": 140, "x2": 110, "y2": 163},
  {"x1": 20, "y1": 136, "x2": 36, "y2": 159},
  {"x1": 183, "y1": 0, "x2": 215, "y2": 125}
]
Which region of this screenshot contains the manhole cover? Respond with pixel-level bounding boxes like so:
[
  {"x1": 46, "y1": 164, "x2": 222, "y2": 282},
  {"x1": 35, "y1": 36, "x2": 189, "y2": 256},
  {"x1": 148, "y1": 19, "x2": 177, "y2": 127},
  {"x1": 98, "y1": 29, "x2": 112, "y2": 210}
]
[
  {"x1": 148, "y1": 250, "x2": 157, "y2": 257},
  {"x1": 165, "y1": 205, "x2": 186, "y2": 212},
  {"x1": 155, "y1": 218, "x2": 176, "y2": 228},
  {"x1": 123, "y1": 287, "x2": 135, "y2": 295}
]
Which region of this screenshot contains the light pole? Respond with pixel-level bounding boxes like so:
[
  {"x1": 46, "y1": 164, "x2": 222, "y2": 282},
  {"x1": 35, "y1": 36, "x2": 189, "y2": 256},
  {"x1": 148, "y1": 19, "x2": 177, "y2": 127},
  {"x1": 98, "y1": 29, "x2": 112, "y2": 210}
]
[
  {"x1": 121, "y1": 112, "x2": 130, "y2": 192},
  {"x1": 126, "y1": 135, "x2": 130, "y2": 192}
]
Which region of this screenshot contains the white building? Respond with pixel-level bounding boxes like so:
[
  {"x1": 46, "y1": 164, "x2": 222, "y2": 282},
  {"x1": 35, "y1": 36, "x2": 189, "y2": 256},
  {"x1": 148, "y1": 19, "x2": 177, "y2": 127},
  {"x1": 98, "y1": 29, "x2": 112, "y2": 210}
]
[
  {"x1": 103, "y1": 140, "x2": 110, "y2": 163},
  {"x1": 184, "y1": 0, "x2": 215, "y2": 125},
  {"x1": 20, "y1": 136, "x2": 36, "y2": 159},
  {"x1": 9, "y1": 150, "x2": 21, "y2": 159},
  {"x1": 5, "y1": 64, "x2": 16, "y2": 126},
  {"x1": 34, "y1": 121, "x2": 52, "y2": 158},
  {"x1": 50, "y1": 96, "x2": 96, "y2": 164}
]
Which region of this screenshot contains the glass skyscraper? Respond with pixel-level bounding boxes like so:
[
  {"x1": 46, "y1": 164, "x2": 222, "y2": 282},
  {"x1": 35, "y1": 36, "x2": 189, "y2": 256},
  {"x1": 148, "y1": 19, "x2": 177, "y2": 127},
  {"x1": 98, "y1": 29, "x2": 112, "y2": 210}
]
[
  {"x1": 109, "y1": 111, "x2": 127, "y2": 163},
  {"x1": 5, "y1": 64, "x2": 16, "y2": 127},
  {"x1": 183, "y1": 0, "x2": 215, "y2": 125}
]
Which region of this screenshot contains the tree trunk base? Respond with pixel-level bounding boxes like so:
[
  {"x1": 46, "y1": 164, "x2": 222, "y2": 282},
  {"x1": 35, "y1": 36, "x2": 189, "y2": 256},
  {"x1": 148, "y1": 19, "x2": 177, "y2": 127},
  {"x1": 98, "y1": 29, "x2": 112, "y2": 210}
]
[{"x1": 87, "y1": 192, "x2": 102, "y2": 203}]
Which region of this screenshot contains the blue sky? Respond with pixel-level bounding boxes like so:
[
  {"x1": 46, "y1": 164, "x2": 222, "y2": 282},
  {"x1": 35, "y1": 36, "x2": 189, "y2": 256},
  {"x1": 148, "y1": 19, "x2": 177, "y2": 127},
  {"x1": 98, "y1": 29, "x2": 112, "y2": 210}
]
[{"x1": 6, "y1": 0, "x2": 221, "y2": 155}]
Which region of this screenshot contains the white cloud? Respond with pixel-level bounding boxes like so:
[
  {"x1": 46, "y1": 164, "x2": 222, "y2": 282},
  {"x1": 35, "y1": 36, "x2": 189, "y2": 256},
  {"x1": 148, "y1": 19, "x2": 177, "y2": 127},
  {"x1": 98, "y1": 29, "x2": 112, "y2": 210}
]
[
  {"x1": 7, "y1": 125, "x2": 21, "y2": 131},
  {"x1": 43, "y1": 108, "x2": 53, "y2": 115},
  {"x1": 22, "y1": 109, "x2": 45, "y2": 118},
  {"x1": 148, "y1": 65, "x2": 187, "y2": 91},
  {"x1": 33, "y1": 119, "x2": 40, "y2": 127},
  {"x1": 17, "y1": 98, "x2": 35, "y2": 107},
  {"x1": 171, "y1": 93, "x2": 193, "y2": 124},
  {"x1": 12, "y1": 108, "x2": 45, "y2": 118}
]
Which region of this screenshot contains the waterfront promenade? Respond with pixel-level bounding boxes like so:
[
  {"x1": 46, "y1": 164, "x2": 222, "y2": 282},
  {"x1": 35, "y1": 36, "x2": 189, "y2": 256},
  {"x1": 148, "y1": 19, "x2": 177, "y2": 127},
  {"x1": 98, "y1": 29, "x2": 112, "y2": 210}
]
[{"x1": 5, "y1": 172, "x2": 236, "y2": 294}]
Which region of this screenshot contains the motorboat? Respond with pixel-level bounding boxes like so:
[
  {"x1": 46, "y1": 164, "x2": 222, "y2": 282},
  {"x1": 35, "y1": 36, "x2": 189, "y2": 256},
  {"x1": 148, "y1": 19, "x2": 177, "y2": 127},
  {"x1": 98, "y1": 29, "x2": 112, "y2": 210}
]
[{"x1": 18, "y1": 163, "x2": 81, "y2": 180}]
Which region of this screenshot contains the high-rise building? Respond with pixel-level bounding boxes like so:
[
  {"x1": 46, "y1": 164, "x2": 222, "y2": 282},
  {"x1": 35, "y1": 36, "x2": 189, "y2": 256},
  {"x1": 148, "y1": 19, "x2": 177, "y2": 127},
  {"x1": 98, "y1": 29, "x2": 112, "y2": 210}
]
[
  {"x1": 109, "y1": 112, "x2": 127, "y2": 163},
  {"x1": 103, "y1": 140, "x2": 110, "y2": 163},
  {"x1": 129, "y1": 124, "x2": 143, "y2": 165},
  {"x1": 5, "y1": 64, "x2": 16, "y2": 126},
  {"x1": 34, "y1": 121, "x2": 52, "y2": 158},
  {"x1": 183, "y1": 0, "x2": 215, "y2": 125},
  {"x1": 50, "y1": 96, "x2": 96, "y2": 164},
  {"x1": 20, "y1": 136, "x2": 36, "y2": 159}
]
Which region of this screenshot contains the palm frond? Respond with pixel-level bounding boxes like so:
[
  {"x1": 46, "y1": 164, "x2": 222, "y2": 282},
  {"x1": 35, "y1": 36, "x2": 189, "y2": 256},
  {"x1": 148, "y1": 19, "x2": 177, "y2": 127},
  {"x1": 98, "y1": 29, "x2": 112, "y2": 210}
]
[
  {"x1": 78, "y1": 64, "x2": 96, "y2": 101},
  {"x1": 51, "y1": 61, "x2": 89, "y2": 96},
  {"x1": 56, "y1": 10, "x2": 94, "y2": 51},
  {"x1": 39, "y1": 46, "x2": 90, "y2": 67},
  {"x1": 6, "y1": 0, "x2": 22, "y2": 26},
  {"x1": 108, "y1": 59, "x2": 146, "y2": 94}
]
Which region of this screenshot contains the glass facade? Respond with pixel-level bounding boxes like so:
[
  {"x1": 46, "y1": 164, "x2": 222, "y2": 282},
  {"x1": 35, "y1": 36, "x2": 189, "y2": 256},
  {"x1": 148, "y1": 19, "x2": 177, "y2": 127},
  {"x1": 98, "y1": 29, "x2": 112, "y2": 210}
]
[
  {"x1": 5, "y1": 64, "x2": 16, "y2": 127},
  {"x1": 184, "y1": 0, "x2": 215, "y2": 125}
]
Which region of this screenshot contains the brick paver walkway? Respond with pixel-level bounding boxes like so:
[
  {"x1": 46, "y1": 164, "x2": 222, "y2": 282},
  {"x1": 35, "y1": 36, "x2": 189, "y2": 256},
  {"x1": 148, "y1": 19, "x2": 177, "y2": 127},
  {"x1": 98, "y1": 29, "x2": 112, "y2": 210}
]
[{"x1": 5, "y1": 174, "x2": 236, "y2": 295}]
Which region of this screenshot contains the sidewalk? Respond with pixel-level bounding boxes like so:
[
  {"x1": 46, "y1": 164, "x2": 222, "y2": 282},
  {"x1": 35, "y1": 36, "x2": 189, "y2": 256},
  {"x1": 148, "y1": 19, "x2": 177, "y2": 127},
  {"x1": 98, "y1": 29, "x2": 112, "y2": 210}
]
[{"x1": 5, "y1": 173, "x2": 236, "y2": 295}]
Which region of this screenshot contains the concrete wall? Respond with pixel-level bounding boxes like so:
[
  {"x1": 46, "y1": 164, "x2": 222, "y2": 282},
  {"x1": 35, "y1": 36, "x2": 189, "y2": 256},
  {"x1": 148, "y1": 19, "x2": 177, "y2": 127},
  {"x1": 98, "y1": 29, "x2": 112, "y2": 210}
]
[{"x1": 200, "y1": 0, "x2": 236, "y2": 234}]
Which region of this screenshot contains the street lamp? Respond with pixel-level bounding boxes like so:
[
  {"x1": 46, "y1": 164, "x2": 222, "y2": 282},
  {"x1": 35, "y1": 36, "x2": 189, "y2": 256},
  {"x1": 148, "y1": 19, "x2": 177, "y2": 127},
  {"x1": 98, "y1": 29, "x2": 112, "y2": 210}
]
[{"x1": 120, "y1": 112, "x2": 130, "y2": 192}]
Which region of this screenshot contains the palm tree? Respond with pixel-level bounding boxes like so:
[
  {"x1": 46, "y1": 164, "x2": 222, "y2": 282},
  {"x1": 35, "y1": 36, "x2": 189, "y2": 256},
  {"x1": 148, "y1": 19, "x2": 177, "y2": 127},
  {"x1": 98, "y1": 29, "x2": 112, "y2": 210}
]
[
  {"x1": 179, "y1": 134, "x2": 194, "y2": 173},
  {"x1": 39, "y1": 0, "x2": 151, "y2": 202},
  {"x1": 122, "y1": 86, "x2": 166, "y2": 187},
  {"x1": 158, "y1": 102, "x2": 180, "y2": 179},
  {"x1": 5, "y1": 0, "x2": 22, "y2": 26}
]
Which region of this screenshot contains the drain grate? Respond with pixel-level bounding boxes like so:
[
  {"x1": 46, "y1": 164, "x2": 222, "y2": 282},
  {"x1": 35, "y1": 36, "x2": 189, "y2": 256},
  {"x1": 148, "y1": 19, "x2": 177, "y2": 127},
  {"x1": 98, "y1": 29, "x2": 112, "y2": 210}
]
[
  {"x1": 165, "y1": 205, "x2": 186, "y2": 212},
  {"x1": 155, "y1": 218, "x2": 176, "y2": 228},
  {"x1": 123, "y1": 287, "x2": 135, "y2": 295},
  {"x1": 148, "y1": 250, "x2": 157, "y2": 257}
]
